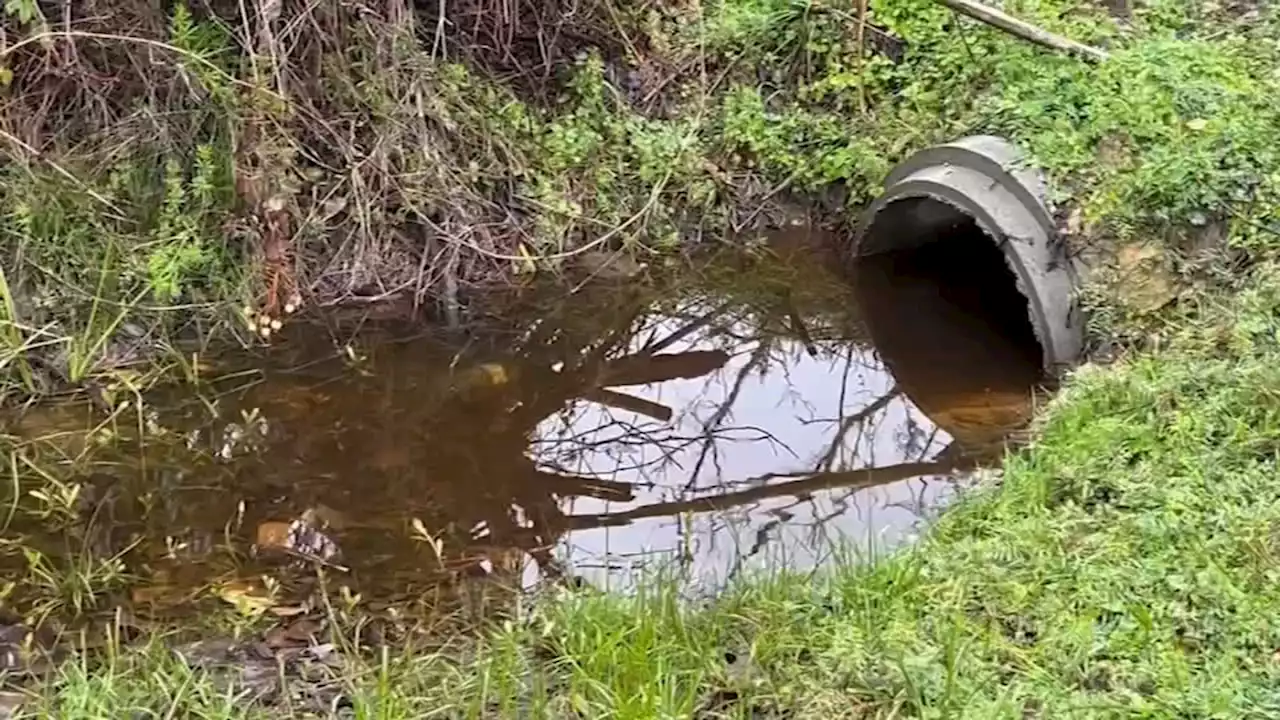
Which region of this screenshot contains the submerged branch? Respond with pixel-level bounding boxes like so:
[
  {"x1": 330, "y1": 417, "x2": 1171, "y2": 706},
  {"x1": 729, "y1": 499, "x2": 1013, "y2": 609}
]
[
  {"x1": 531, "y1": 470, "x2": 636, "y2": 503},
  {"x1": 581, "y1": 388, "x2": 674, "y2": 422},
  {"x1": 568, "y1": 457, "x2": 976, "y2": 530}
]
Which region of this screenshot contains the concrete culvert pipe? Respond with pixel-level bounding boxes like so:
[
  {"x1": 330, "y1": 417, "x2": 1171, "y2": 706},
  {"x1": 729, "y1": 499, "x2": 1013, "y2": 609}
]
[{"x1": 851, "y1": 135, "x2": 1083, "y2": 376}]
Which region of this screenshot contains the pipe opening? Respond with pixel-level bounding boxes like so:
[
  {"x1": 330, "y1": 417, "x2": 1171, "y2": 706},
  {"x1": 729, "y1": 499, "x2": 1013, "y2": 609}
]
[{"x1": 854, "y1": 197, "x2": 1046, "y2": 409}]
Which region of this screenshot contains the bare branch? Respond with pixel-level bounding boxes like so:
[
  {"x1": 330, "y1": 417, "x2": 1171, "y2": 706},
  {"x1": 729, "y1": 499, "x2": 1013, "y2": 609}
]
[
  {"x1": 933, "y1": 0, "x2": 1110, "y2": 63},
  {"x1": 568, "y1": 457, "x2": 976, "y2": 530}
]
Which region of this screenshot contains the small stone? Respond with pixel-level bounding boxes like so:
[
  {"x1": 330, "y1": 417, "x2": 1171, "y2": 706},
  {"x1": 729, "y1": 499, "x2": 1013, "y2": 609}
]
[
  {"x1": 1065, "y1": 207, "x2": 1084, "y2": 236},
  {"x1": 173, "y1": 638, "x2": 238, "y2": 668},
  {"x1": 306, "y1": 643, "x2": 336, "y2": 661},
  {"x1": 255, "y1": 521, "x2": 293, "y2": 551}
]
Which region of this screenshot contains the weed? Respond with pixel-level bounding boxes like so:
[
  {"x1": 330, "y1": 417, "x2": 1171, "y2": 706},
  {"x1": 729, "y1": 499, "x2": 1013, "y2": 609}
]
[{"x1": 18, "y1": 544, "x2": 131, "y2": 620}]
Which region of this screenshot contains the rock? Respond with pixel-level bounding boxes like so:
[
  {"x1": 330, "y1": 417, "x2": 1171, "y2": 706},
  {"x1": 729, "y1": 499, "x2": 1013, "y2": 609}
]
[
  {"x1": 173, "y1": 638, "x2": 281, "y2": 705},
  {"x1": 1113, "y1": 242, "x2": 1178, "y2": 314}
]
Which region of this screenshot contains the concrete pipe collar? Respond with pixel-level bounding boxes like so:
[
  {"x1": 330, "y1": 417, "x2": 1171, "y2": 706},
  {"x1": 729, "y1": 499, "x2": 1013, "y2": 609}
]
[{"x1": 852, "y1": 135, "x2": 1083, "y2": 375}]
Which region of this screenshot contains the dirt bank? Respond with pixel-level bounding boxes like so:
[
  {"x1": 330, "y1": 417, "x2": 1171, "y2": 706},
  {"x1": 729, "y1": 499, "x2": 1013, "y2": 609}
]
[{"x1": 3, "y1": 0, "x2": 1279, "y2": 400}]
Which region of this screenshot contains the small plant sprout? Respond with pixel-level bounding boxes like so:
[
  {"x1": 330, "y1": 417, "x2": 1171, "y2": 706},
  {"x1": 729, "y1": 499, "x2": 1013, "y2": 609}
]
[
  {"x1": 28, "y1": 482, "x2": 82, "y2": 526},
  {"x1": 411, "y1": 517, "x2": 446, "y2": 568}
]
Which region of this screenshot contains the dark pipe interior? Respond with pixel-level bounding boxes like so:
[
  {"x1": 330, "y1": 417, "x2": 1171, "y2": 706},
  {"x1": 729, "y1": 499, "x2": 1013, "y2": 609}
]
[{"x1": 854, "y1": 198, "x2": 1045, "y2": 408}]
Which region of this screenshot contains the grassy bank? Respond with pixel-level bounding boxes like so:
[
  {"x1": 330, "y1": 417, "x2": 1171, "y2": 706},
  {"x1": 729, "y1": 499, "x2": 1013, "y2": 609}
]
[{"x1": 3, "y1": 0, "x2": 1280, "y2": 399}]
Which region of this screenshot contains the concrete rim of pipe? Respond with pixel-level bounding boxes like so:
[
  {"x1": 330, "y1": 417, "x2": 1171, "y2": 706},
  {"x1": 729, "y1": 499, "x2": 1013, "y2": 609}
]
[{"x1": 853, "y1": 134, "x2": 1083, "y2": 374}]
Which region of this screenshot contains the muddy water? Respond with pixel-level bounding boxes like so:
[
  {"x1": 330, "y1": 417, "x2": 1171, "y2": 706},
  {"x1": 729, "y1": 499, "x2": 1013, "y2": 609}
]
[{"x1": 1, "y1": 224, "x2": 1047, "y2": 619}]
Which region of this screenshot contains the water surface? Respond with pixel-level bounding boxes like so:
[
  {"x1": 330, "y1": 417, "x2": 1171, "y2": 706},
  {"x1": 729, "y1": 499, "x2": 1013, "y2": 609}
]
[{"x1": 2, "y1": 223, "x2": 1048, "y2": 619}]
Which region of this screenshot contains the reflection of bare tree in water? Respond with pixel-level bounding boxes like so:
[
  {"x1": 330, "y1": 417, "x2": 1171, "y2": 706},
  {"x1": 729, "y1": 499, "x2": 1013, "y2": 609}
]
[
  {"x1": 563, "y1": 458, "x2": 976, "y2": 531},
  {"x1": 530, "y1": 332, "x2": 985, "y2": 577},
  {"x1": 231, "y1": 230, "x2": 1034, "y2": 589},
  {"x1": 232, "y1": 281, "x2": 753, "y2": 586},
  {"x1": 0, "y1": 231, "x2": 1043, "y2": 627},
  {"x1": 513, "y1": 236, "x2": 1041, "y2": 576}
]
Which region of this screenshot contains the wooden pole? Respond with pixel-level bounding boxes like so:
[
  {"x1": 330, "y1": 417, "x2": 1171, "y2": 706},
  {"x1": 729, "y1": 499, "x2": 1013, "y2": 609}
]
[{"x1": 934, "y1": 0, "x2": 1110, "y2": 63}]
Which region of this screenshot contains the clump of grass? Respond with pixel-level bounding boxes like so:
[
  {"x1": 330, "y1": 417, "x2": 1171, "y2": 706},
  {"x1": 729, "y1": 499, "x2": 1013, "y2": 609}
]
[{"x1": 25, "y1": 638, "x2": 260, "y2": 719}]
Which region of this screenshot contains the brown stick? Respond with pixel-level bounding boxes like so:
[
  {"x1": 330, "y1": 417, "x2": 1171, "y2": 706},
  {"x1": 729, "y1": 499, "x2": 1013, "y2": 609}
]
[
  {"x1": 933, "y1": 0, "x2": 1110, "y2": 63},
  {"x1": 566, "y1": 457, "x2": 977, "y2": 530},
  {"x1": 582, "y1": 388, "x2": 675, "y2": 423}
]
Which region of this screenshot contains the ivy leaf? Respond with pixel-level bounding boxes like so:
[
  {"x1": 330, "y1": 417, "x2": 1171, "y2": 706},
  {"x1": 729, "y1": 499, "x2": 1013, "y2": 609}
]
[{"x1": 3, "y1": 0, "x2": 40, "y2": 25}]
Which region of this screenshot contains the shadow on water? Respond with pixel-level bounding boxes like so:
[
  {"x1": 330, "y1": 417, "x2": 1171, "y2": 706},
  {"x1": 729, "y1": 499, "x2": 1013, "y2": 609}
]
[{"x1": 0, "y1": 220, "x2": 1049, "y2": 627}]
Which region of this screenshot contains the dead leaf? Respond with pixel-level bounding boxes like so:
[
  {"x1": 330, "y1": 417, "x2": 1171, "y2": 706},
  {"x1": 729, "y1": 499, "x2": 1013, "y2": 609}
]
[
  {"x1": 264, "y1": 616, "x2": 324, "y2": 650},
  {"x1": 255, "y1": 521, "x2": 293, "y2": 550},
  {"x1": 267, "y1": 604, "x2": 307, "y2": 617},
  {"x1": 478, "y1": 363, "x2": 509, "y2": 385},
  {"x1": 454, "y1": 363, "x2": 512, "y2": 392},
  {"x1": 216, "y1": 578, "x2": 277, "y2": 617},
  {"x1": 265, "y1": 616, "x2": 324, "y2": 650}
]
